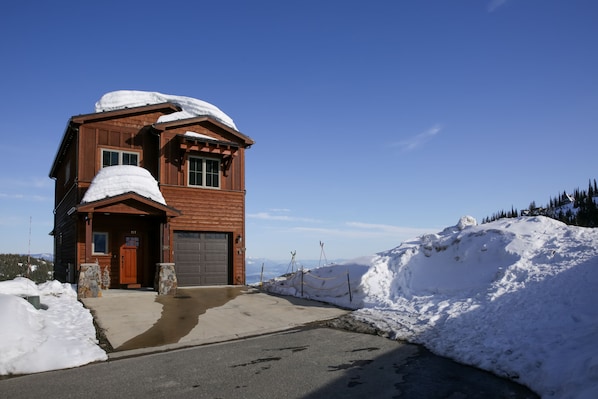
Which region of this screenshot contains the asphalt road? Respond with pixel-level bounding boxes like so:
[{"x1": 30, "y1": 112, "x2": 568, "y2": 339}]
[{"x1": 1, "y1": 326, "x2": 537, "y2": 398}]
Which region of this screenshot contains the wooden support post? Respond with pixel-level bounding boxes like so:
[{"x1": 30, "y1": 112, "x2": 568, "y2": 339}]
[
  {"x1": 84, "y1": 213, "x2": 93, "y2": 263},
  {"x1": 162, "y1": 219, "x2": 171, "y2": 263}
]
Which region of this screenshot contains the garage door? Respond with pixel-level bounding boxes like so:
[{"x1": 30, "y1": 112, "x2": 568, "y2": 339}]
[{"x1": 174, "y1": 232, "x2": 230, "y2": 286}]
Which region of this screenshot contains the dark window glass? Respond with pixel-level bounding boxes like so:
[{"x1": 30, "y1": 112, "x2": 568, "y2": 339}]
[
  {"x1": 189, "y1": 158, "x2": 203, "y2": 186},
  {"x1": 103, "y1": 151, "x2": 119, "y2": 167},
  {"x1": 122, "y1": 153, "x2": 138, "y2": 166},
  {"x1": 93, "y1": 232, "x2": 108, "y2": 254},
  {"x1": 125, "y1": 236, "x2": 140, "y2": 247},
  {"x1": 206, "y1": 159, "x2": 219, "y2": 187}
]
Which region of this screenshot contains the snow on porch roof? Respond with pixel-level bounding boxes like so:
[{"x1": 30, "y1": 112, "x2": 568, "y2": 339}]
[
  {"x1": 95, "y1": 90, "x2": 238, "y2": 131},
  {"x1": 81, "y1": 165, "x2": 166, "y2": 205}
]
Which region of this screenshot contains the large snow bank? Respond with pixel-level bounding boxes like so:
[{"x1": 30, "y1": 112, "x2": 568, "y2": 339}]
[
  {"x1": 262, "y1": 216, "x2": 598, "y2": 399},
  {"x1": 95, "y1": 90, "x2": 237, "y2": 130},
  {"x1": 81, "y1": 165, "x2": 166, "y2": 205},
  {"x1": 0, "y1": 278, "x2": 107, "y2": 375}
]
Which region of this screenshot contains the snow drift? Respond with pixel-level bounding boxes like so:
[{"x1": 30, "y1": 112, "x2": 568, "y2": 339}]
[
  {"x1": 262, "y1": 216, "x2": 598, "y2": 399},
  {"x1": 0, "y1": 278, "x2": 107, "y2": 375}
]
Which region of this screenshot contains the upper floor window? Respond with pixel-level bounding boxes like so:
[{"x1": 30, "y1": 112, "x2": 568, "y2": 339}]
[
  {"x1": 101, "y1": 149, "x2": 139, "y2": 168},
  {"x1": 188, "y1": 156, "x2": 220, "y2": 188}
]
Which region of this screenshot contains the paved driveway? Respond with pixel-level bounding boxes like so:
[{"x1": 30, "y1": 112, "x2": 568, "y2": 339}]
[
  {"x1": 82, "y1": 286, "x2": 349, "y2": 358},
  {"x1": 0, "y1": 326, "x2": 538, "y2": 398}
]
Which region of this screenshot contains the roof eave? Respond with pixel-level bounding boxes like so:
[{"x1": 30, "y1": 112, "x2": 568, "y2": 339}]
[
  {"x1": 71, "y1": 102, "x2": 181, "y2": 124},
  {"x1": 76, "y1": 191, "x2": 181, "y2": 218},
  {"x1": 153, "y1": 116, "x2": 255, "y2": 147}
]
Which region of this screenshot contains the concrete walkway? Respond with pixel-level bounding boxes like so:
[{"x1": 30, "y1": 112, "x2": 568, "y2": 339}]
[{"x1": 82, "y1": 286, "x2": 348, "y2": 359}]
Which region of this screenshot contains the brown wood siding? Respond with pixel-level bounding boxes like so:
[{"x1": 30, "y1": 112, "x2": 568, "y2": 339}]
[
  {"x1": 159, "y1": 130, "x2": 247, "y2": 192},
  {"x1": 53, "y1": 135, "x2": 78, "y2": 202},
  {"x1": 78, "y1": 125, "x2": 144, "y2": 183},
  {"x1": 161, "y1": 186, "x2": 246, "y2": 284},
  {"x1": 76, "y1": 111, "x2": 166, "y2": 184},
  {"x1": 142, "y1": 128, "x2": 159, "y2": 179},
  {"x1": 53, "y1": 183, "x2": 78, "y2": 282},
  {"x1": 162, "y1": 187, "x2": 244, "y2": 230}
]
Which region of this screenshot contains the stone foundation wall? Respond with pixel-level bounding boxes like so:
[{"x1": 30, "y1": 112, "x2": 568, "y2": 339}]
[
  {"x1": 155, "y1": 263, "x2": 177, "y2": 295},
  {"x1": 78, "y1": 263, "x2": 102, "y2": 298}
]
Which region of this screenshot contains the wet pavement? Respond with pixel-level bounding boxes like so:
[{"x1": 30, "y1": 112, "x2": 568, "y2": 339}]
[
  {"x1": 82, "y1": 286, "x2": 349, "y2": 357},
  {"x1": 118, "y1": 286, "x2": 245, "y2": 351}
]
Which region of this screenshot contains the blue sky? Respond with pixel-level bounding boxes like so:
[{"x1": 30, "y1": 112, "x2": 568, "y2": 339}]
[{"x1": 0, "y1": 0, "x2": 597, "y2": 261}]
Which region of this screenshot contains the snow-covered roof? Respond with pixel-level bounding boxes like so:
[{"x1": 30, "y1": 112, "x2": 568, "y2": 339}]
[
  {"x1": 95, "y1": 90, "x2": 237, "y2": 130},
  {"x1": 184, "y1": 131, "x2": 216, "y2": 140},
  {"x1": 81, "y1": 165, "x2": 166, "y2": 205}
]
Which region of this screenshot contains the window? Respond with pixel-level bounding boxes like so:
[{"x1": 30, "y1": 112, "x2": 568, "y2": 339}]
[
  {"x1": 92, "y1": 232, "x2": 109, "y2": 254},
  {"x1": 101, "y1": 149, "x2": 139, "y2": 168},
  {"x1": 188, "y1": 157, "x2": 220, "y2": 188},
  {"x1": 125, "y1": 236, "x2": 140, "y2": 247}
]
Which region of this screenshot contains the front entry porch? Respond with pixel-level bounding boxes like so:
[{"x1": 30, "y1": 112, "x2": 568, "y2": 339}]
[{"x1": 75, "y1": 192, "x2": 180, "y2": 290}]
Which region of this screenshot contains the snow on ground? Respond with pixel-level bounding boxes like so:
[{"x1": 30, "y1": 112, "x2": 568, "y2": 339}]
[
  {"x1": 94, "y1": 90, "x2": 237, "y2": 130},
  {"x1": 0, "y1": 278, "x2": 107, "y2": 375},
  {"x1": 81, "y1": 165, "x2": 166, "y2": 205},
  {"x1": 2, "y1": 215, "x2": 596, "y2": 398},
  {"x1": 261, "y1": 216, "x2": 598, "y2": 399}
]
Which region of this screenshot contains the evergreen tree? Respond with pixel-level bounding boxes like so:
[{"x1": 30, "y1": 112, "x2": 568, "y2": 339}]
[
  {"x1": 0, "y1": 254, "x2": 54, "y2": 283},
  {"x1": 482, "y1": 178, "x2": 598, "y2": 227}
]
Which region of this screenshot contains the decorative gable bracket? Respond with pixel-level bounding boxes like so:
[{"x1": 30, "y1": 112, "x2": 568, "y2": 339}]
[{"x1": 177, "y1": 135, "x2": 239, "y2": 175}]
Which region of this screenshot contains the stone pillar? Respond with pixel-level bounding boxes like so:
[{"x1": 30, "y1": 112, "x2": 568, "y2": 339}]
[
  {"x1": 78, "y1": 263, "x2": 102, "y2": 299},
  {"x1": 155, "y1": 263, "x2": 177, "y2": 296}
]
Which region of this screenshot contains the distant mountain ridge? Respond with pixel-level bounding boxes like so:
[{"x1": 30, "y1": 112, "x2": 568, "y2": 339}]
[
  {"x1": 29, "y1": 253, "x2": 54, "y2": 262},
  {"x1": 246, "y1": 257, "x2": 346, "y2": 285}
]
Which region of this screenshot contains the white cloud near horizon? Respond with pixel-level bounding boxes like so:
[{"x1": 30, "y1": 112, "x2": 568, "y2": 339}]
[
  {"x1": 346, "y1": 221, "x2": 438, "y2": 236},
  {"x1": 393, "y1": 124, "x2": 443, "y2": 151},
  {"x1": 247, "y1": 211, "x2": 321, "y2": 224},
  {"x1": 293, "y1": 222, "x2": 437, "y2": 240},
  {"x1": 0, "y1": 177, "x2": 53, "y2": 189},
  {"x1": 0, "y1": 193, "x2": 50, "y2": 202},
  {"x1": 487, "y1": 0, "x2": 507, "y2": 12}
]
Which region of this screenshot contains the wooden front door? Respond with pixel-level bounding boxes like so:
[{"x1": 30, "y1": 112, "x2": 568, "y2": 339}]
[{"x1": 120, "y1": 236, "x2": 140, "y2": 285}]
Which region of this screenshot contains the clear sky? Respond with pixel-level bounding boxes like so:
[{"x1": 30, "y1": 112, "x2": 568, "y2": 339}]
[{"x1": 0, "y1": 0, "x2": 597, "y2": 261}]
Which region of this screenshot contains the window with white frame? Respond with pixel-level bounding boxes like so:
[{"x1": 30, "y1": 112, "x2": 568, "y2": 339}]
[
  {"x1": 101, "y1": 149, "x2": 139, "y2": 168},
  {"x1": 92, "y1": 232, "x2": 109, "y2": 254},
  {"x1": 188, "y1": 156, "x2": 220, "y2": 188}
]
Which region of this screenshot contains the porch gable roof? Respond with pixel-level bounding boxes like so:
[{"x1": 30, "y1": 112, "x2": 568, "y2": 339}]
[{"x1": 75, "y1": 191, "x2": 181, "y2": 218}]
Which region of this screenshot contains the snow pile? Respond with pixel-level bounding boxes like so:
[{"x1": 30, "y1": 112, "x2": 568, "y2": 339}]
[
  {"x1": 95, "y1": 90, "x2": 237, "y2": 130},
  {"x1": 0, "y1": 278, "x2": 107, "y2": 375},
  {"x1": 262, "y1": 216, "x2": 598, "y2": 399},
  {"x1": 184, "y1": 131, "x2": 216, "y2": 140},
  {"x1": 81, "y1": 165, "x2": 166, "y2": 205}
]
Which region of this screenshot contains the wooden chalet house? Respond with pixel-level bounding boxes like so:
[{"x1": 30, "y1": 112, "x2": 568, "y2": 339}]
[{"x1": 49, "y1": 92, "x2": 254, "y2": 288}]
